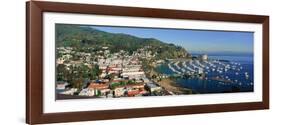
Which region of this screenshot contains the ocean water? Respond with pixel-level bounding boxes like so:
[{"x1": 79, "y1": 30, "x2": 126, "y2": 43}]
[{"x1": 156, "y1": 55, "x2": 254, "y2": 94}]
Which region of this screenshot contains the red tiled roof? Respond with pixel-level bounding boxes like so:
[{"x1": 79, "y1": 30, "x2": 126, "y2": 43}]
[
  {"x1": 111, "y1": 80, "x2": 122, "y2": 83},
  {"x1": 126, "y1": 83, "x2": 145, "y2": 88},
  {"x1": 88, "y1": 83, "x2": 108, "y2": 89},
  {"x1": 128, "y1": 90, "x2": 140, "y2": 96}
]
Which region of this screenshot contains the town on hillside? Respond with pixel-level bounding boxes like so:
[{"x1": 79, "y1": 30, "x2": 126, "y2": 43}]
[
  {"x1": 56, "y1": 46, "x2": 182, "y2": 99},
  {"x1": 55, "y1": 25, "x2": 254, "y2": 99}
]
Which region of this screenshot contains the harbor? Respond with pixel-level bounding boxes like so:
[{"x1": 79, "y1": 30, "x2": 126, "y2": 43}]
[{"x1": 156, "y1": 54, "x2": 254, "y2": 93}]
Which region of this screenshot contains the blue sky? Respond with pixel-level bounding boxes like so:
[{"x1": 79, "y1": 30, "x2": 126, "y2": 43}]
[{"x1": 90, "y1": 25, "x2": 253, "y2": 54}]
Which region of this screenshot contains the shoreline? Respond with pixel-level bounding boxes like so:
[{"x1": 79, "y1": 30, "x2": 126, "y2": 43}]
[
  {"x1": 157, "y1": 78, "x2": 192, "y2": 95},
  {"x1": 149, "y1": 67, "x2": 193, "y2": 95}
]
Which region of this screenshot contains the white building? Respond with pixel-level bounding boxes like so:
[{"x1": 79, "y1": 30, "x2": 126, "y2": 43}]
[
  {"x1": 145, "y1": 83, "x2": 162, "y2": 92},
  {"x1": 114, "y1": 87, "x2": 125, "y2": 97},
  {"x1": 56, "y1": 82, "x2": 69, "y2": 90},
  {"x1": 60, "y1": 88, "x2": 78, "y2": 95},
  {"x1": 121, "y1": 71, "x2": 145, "y2": 79},
  {"x1": 199, "y1": 54, "x2": 208, "y2": 61}
]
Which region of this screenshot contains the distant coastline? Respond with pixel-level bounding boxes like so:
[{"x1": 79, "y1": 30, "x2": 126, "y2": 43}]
[{"x1": 191, "y1": 51, "x2": 253, "y2": 57}]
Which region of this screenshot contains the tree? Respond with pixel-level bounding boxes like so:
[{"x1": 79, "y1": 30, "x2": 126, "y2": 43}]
[
  {"x1": 90, "y1": 64, "x2": 102, "y2": 80},
  {"x1": 56, "y1": 64, "x2": 67, "y2": 81},
  {"x1": 104, "y1": 73, "x2": 114, "y2": 80},
  {"x1": 120, "y1": 81, "x2": 126, "y2": 86},
  {"x1": 73, "y1": 77, "x2": 84, "y2": 90},
  {"x1": 127, "y1": 80, "x2": 134, "y2": 84},
  {"x1": 56, "y1": 24, "x2": 189, "y2": 59}
]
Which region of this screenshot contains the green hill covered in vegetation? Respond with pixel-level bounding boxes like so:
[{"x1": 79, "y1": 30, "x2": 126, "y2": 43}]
[{"x1": 56, "y1": 24, "x2": 190, "y2": 59}]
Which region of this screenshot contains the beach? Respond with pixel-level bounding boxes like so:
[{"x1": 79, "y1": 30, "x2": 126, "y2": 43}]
[{"x1": 158, "y1": 78, "x2": 192, "y2": 94}]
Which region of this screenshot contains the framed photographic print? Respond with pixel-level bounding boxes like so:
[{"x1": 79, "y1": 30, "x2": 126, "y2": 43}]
[{"x1": 26, "y1": 1, "x2": 269, "y2": 124}]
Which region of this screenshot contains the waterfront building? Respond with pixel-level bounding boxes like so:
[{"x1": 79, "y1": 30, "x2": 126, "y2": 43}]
[
  {"x1": 127, "y1": 90, "x2": 140, "y2": 97},
  {"x1": 60, "y1": 88, "x2": 78, "y2": 95},
  {"x1": 145, "y1": 83, "x2": 162, "y2": 92},
  {"x1": 142, "y1": 78, "x2": 150, "y2": 83},
  {"x1": 56, "y1": 81, "x2": 69, "y2": 90},
  {"x1": 199, "y1": 54, "x2": 208, "y2": 61},
  {"x1": 88, "y1": 83, "x2": 109, "y2": 90},
  {"x1": 79, "y1": 88, "x2": 95, "y2": 96},
  {"x1": 114, "y1": 87, "x2": 126, "y2": 97}
]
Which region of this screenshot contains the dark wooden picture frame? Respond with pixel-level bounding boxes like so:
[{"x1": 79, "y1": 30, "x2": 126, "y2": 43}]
[{"x1": 26, "y1": 1, "x2": 269, "y2": 124}]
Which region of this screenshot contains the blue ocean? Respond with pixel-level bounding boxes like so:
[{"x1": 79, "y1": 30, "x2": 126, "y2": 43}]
[{"x1": 156, "y1": 55, "x2": 254, "y2": 94}]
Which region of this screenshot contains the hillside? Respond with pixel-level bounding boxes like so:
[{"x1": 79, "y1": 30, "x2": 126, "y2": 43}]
[{"x1": 55, "y1": 24, "x2": 190, "y2": 59}]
